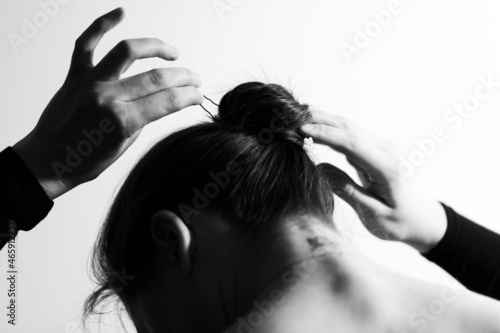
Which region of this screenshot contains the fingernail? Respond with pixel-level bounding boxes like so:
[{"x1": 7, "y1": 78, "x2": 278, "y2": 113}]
[
  {"x1": 301, "y1": 124, "x2": 314, "y2": 131},
  {"x1": 344, "y1": 184, "x2": 354, "y2": 195}
]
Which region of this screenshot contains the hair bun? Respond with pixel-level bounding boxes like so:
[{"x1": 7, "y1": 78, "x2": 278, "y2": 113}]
[{"x1": 215, "y1": 82, "x2": 312, "y2": 143}]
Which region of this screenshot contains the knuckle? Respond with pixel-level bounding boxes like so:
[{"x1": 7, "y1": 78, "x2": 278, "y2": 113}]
[
  {"x1": 165, "y1": 89, "x2": 181, "y2": 109},
  {"x1": 93, "y1": 17, "x2": 107, "y2": 31},
  {"x1": 383, "y1": 140, "x2": 398, "y2": 154},
  {"x1": 84, "y1": 90, "x2": 131, "y2": 138},
  {"x1": 322, "y1": 128, "x2": 335, "y2": 141},
  {"x1": 108, "y1": 98, "x2": 123, "y2": 113},
  {"x1": 85, "y1": 84, "x2": 115, "y2": 110},
  {"x1": 315, "y1": 126, "x2": 338, "y2": 144},
  {"x1": 148, "y1": 69, "x2": 166, "y2": 88},
  {"x1": 345, "y1": 134, "x2": 358, "y2": 151},
  {"x1": 94, "y1": 90, "x2": 112, "y2": 109},
  {"x1": 114, "y1": 106, "x2": 136, "y2": 139},
  {"x1": 84, "y1": 85, "x2": 107, "y2": 107},
  {"x1": 337, "y1": 116, "x2": 350, "y2": 129},
  {"x1": 117, "y1": 40, "x2": 135, "y2": 58},
  {"x1": 319, "y1": 127, "x2": 338, "y2": 144}
]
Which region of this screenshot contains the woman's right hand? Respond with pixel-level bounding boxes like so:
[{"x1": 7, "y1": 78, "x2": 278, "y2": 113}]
[
  {"x1": 301, "y1": 110, "x2": 447, "y2": 253},
  {"x1": 12, "y1": 7, "x2": 203, "y2": 200}
]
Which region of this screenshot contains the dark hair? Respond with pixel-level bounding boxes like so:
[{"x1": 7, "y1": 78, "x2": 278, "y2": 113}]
[{"x1": 84, "y1": 82, "x2": 336, "y2": 329}]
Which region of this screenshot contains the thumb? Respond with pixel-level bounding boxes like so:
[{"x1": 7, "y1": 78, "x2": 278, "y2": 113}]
[
  {"x1": 317, "y1": 163, "x2": 391, "y2": 219},
  {"x1": 70, "y1": 7, "x2": 125, "y2": 75},
  {"x1": 342, "y1": 183, "x2": 390, "y2": 220}
]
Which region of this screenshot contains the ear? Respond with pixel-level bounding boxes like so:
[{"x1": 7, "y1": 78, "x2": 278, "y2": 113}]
[{"x1": 150, "y1": 210, "x2": 194, "y2": 278}]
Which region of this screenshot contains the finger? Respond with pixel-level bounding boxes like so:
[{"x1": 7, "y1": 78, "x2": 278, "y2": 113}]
[
  {"x1": 318, "y1": 164, "x2": 390, "y2": 223},
  {"x1": 310, "y1": 109, "x2": 356, "y2": 130},
  {"x1": 343, "y1": 183, "x2": 391, "y2": 220},
  {"x1": 301, "y1": 124, "x2": 390, "y2": 183},
  {"x1": 346, "y1": 157, "x2": 371, "y2": 187},
  {"x1": 70, "y1": 7, "x2": 125, "y2": 75},
  {"x1": 318, "y1": 163, "x2": 357, "y2": 197},
  {"x1": 356, "y1": 168, "x2": 371, "y2": 187},
  {"x1": 310, "y1": 110, "x2": 387, "y2": 150},
  {"x1": 94, "y1": 38, "x2": 179, "y2": 80},
  {"x1": 117, "y1": 68, "x2": 202, "y2": 101},
  {"x1": 123, "y1": 87, "x2": 203, "y2": 134}
]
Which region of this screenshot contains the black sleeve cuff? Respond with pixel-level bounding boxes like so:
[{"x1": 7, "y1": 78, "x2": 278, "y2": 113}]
[
  {"x1": 424, "y1": 202, "x2": 500, "y2": 299},
  {"x1": 0, "y1": 146, "x2": 54, "y2": 231}
]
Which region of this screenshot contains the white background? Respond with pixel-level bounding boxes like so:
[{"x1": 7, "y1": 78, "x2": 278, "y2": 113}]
[{"x1": 1, "y1": 0, "x2": 500, "y2": 332}]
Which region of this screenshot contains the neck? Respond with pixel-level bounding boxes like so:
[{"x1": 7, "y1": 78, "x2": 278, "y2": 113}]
[
  {"x1": 140, "y1": 214, "x2": 500, "y2": 333},
  {"x1": 225, "y1": 221, "x2": 500, "y2": 333},
  {"x1": 228, "y1": 216, "x2": 344, "y2": 314}
]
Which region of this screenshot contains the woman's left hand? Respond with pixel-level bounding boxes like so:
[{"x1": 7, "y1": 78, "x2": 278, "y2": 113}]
[{"x1": 301, "y1": 110, "x2": 447, "y2": 253}]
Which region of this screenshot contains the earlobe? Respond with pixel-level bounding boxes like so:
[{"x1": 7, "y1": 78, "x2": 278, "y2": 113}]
[{"x1": 150, "y1": 210, "x2": 193, "y2": 278}]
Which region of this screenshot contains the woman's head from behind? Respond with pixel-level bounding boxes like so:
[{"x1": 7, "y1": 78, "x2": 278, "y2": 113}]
[{"x1": 85, "y1": 82, "x2": 337, "y2": 332}]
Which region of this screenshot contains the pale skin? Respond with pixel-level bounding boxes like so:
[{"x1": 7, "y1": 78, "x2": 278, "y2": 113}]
[
  {"x1": 7, "y1": 8, "x2": 500, "y2": 333},
  {"x1": 301, "y1": 110, "x2": 448, "y2": 254},
  {"x1": 139, "y1": 209, "x2": 500, "y2": 333},
  {"x1": 134, "y1": 111, "x2": 500, "y2": 332},
  {"x1": 11, "y1": 10, "x2": 444, "y2": 254},
  {"x1": 12, "y1": 7, "x2": 203, "y2": 200}
]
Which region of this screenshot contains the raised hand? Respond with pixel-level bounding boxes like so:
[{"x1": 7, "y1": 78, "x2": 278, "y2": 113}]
[
  {"x1": 13, "y1": 7, "x2": 203, "y2": 200},
  {"x1": 302, "y1": 110, "x2": 447, "y2": 253}
]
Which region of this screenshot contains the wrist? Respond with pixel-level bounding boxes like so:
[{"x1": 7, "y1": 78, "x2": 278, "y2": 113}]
[
  {"x1": 12, "y1": 135, "x2": 70, "y2": 200},
  {"x1": 405, "y1": 200, "x2": 448, "y2": 254},
  {"x1": 0, "y1": 147, "x2": 55, "y2": 231}
]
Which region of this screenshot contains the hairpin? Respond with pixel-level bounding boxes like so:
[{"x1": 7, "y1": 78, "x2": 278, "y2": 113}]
[
  {"x1": 204, "y1": 95, "x2": 219, "y2": 107},
  {"x1": 200, "y1": 95, "x2": 220, "y2": 118},
  {"x1": 303, "y1": 137, "x2": 320, "y2": 165}
]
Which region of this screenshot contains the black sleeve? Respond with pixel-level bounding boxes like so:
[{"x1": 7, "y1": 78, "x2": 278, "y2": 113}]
[
  {"x1": 0, "y1": 147, "x2": 54, "y2": 250},
  {"x1": 423, "y1": 203, "x2": 500, "y2": 300}
]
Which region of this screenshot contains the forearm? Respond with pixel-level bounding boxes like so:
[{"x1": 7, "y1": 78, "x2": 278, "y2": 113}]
[
  {"x1": 423, "y1": 203, "x2": 500, "y2": 300},
  {"x1": 399, "y1": 196, "x2": 448, "y2": 254}
]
